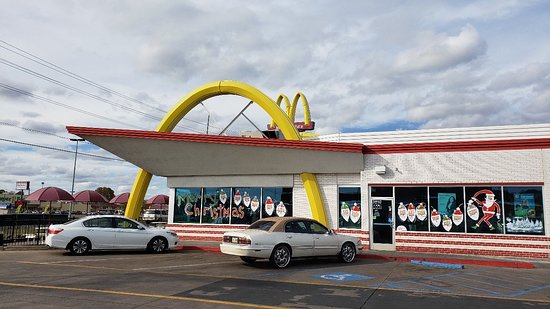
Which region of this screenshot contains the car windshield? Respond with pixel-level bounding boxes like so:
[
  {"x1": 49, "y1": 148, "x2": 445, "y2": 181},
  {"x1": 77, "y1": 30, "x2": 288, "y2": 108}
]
[{"x1": 247, "y1": 220, "x2": 275, "y2": 231}]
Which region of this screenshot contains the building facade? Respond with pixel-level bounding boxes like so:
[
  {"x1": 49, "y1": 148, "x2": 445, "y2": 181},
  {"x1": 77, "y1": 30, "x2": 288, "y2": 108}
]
[{"x1": 68, "y1": 123, "x2": 550, "y2": 260}]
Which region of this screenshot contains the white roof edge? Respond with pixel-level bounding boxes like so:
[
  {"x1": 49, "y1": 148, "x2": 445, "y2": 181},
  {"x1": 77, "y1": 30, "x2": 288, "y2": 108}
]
[{"x1": 311, "y1": 123, "x2": 550, "y2": 145}]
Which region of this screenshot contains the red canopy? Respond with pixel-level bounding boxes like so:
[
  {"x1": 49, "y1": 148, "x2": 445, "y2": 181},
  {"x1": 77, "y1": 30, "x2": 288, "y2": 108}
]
[
  {"x1": 25, "y1": 187, "x2": 74, "y2": 202},
  {"x1": 110, "y1": 192, "x2": 130, "y2": 204},
  {"x1": 146, "y1": 194, "x2": 169, "y2": 205},
  {"x1": 73, "y1": 190, "x2": 108, "y2": 203}
]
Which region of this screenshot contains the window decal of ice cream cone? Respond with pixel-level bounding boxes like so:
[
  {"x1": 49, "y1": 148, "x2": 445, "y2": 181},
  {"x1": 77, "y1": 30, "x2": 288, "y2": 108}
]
[
  {"x1": 276, "y1": 201, "x2": 287, "y2": 217},
  {"x1": 397, "y1": 202, "x2": 407, "y2": 222},
  {"x1": 416, "y1": 203, "x2": 427, "y2": 221},
  {"x1": 442, "y1": 215, "x2": 453, "y2": 231},
  {"x1": 219, "y1": 189, "x2": 227, "y2": 204},
  {"x1": 340, "y1": 202, "x2": 350, "y2": 222},
  {"x1": 452, "y1": 207, "x2": 464, "y2": 226},
  {"x1": 350, "y1": 203, "x2": 361, "y2": 223},
  {"x1": 233, "y1": 190, "x2": 242, "y2": 206},
  {"x1": 265, "y1": 196, "x2": 274, "y2": 216},
  {"x1": 431, "y1": 209, "x2": 441, "y2": 227},
  {"x1": 243, "y1": 192, "x2": 251, "y2": 207},
  {"x1": 466, "y1": 200, "x2": 479, "y2": 220},
  {"x1": 407, "y1": 203, "x2": 416, "y2": 222},
  {"x1": 251, "y1": 196, "x2": 259, "y2": 212}
]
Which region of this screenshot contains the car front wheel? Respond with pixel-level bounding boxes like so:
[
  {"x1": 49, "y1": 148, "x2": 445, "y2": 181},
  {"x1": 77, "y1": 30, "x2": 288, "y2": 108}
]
[
  {"x1": 68, "y1": 237, "x2": 90, "y2": 255},
  {"x1": 339, "y1": 242, "x2": 356, "y2": 263},
  {"x1": 148, "y1": 237, "x2": 168, "y2": 253},
  {"x1": 270, "y1": 245, "x2": 291, "y2": 268}
]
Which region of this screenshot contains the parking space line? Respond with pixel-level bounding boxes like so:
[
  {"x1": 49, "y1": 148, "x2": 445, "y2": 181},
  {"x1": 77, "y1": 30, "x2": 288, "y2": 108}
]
[
  {"x1": 18, "y1": 261, "x2": 121, "y2": 271},
  {"x1": 0, "y1": 281, "x2": 287, "y2": 309},
  {"x1": 132, "y1": 261, "x2": 235, "y2": 271}
]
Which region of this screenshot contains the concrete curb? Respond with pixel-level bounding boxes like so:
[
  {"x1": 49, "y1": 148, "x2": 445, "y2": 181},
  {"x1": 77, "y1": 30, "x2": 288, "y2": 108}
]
[{"x1": 177, "y1": 245, "x2": 538, "y2": 269}]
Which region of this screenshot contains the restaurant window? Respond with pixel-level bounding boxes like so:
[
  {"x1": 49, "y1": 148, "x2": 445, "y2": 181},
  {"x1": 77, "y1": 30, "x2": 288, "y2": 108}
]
[
  {"x1": 395, "y1": 187, "x2": 428, "y2": 232},
  {"x1": 503, "y1": 186, "x2": 544, "y2": 235},
  {"x1": 429, "y1": 187, "x2": 465, "y2": 233},
  {"x1": 262, "y1": 187, "x2": 293, "y2": 218},
  {"x1": 370, "y1": 186, "x2": 393, "y2": 197},
  {"x1": 231, "y1": 187, "x2": 262, "y2": 225},
  {"x1": 465, "y1": 187, "x2": 503, "y2": 234},
  {"x1": 338, "y1": 187, "x2": 361, "y2": 229},
  {"x1": 202, "y1": 187, "x2": 231, "y2": 224},
  {"x1": 174, "y1": 188, "x2": 201, "y2": 223}
]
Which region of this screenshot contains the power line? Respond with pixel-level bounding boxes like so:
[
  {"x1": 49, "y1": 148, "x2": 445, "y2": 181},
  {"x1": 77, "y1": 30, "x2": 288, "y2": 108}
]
[
  {"x1": 0, "y1": 82, "x2": 145, "y2": 130},
  {"x1": 0, "y1": 121, "x2": 71, "y2": 140},
  {"x1": 0, "y1": 56, "x2": 203, "y2": 134},
  {"x1": 0, "y1": 137, "x2": 126, "y2": 162},
  {"x1": 0, "y1": 39, "x2": 217, "y2": 131}
]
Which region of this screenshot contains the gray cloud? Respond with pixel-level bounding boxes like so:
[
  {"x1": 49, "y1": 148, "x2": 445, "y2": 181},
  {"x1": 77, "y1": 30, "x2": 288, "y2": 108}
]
[{"x1": 394, "y1": 24, "x2": 487, "y2": 73}]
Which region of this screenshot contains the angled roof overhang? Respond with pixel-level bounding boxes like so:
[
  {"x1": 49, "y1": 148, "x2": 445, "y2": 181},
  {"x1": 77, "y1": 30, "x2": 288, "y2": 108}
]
[{"x1": 66, "y1": 126, "x2": 365, "y2": 177}]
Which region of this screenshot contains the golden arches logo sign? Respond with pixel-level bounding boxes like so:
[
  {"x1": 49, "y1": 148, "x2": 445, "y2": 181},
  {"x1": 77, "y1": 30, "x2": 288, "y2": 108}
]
[
  {"x1": 124, "y1": 80, "x2": 327, "y2": 226},
  {"x1": 268, "y1": 92, "x2": 315, "y2": 134}
]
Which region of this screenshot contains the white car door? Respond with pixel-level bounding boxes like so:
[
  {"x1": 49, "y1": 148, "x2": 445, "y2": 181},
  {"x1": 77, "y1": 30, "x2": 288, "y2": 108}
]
[
  {"x1": 113, "y1": 218, "x2": 150, "y2": 249},
  {"x1": 308, "y1": 221, "x2": 339, "y2": 256},
  {"x1": 283, "y1": 220, "x2": 314, "y2": 257},
  {"x1": 83, "y1": 217, "x2": 116, "y2": 249}
]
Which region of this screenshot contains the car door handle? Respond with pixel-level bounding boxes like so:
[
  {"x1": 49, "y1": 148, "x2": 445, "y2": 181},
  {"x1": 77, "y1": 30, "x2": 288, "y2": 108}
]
[{"x1": 286, "y1": 236, "x2": 293, "y2": 239}]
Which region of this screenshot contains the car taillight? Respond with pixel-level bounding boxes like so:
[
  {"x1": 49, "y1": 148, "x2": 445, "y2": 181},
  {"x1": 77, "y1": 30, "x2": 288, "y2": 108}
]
[
  {"x1": 239, "y1": 236, "x2": 251, "y2": 245},
  {"x1": 48, "y1": 227, "x2": 64, "y2": 235}
]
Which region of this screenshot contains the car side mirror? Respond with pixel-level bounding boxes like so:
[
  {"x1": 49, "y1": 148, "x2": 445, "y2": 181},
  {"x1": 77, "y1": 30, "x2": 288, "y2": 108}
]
[{"x1": 328, "y1": 229, "x2": 335, "y2": 235}]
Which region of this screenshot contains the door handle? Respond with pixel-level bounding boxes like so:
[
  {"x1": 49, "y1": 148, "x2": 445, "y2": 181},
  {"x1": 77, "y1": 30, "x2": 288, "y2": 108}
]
[{"x1": 286, "y1": 236, "x2": 293, "y2": 239}]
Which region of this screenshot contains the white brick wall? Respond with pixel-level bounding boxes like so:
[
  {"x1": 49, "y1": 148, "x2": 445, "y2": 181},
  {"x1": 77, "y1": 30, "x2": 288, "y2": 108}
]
[{"x1": 364, "y1": 149, "x2": 543, "y2": 184}]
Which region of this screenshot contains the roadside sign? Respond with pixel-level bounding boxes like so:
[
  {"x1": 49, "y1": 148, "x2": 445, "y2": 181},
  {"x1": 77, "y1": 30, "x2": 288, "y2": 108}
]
[{"x1": 16, "y1": 181, "x2": 30, "y2": 190}]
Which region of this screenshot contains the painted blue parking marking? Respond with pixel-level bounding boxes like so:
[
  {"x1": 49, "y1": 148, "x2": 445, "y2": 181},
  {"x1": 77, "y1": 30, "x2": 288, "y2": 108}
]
[
  {"x1": 313, "y1": 272, "x2": 374, "y2": 282},
  {"x1": 411, "y1": 260, "x2": 464, "y2": 269}
]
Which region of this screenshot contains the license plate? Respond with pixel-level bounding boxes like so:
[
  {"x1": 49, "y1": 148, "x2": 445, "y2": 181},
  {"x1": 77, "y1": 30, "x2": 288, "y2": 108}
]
[{"x1": 231, "y1": 237, "x2": 239, "y2": 244}]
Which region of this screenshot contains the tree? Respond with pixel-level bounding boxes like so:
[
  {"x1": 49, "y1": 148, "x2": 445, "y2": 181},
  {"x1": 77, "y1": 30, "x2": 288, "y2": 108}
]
[
  {"x1": 0, "y1": 189, "x2": 6, "y2": 194},
  {"x1": 95, "y1": 187, "x2": 115, "y2": 201}
]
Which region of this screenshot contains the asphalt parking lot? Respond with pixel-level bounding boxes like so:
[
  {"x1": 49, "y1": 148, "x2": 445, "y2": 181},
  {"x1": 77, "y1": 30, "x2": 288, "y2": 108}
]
[{"x1": 1, "y1": 248, "x2": 549, "y2": 308}]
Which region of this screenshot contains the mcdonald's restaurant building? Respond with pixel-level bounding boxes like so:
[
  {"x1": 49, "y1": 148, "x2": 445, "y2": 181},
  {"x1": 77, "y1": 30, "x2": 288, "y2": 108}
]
[{"x1": 68, "y1": 122, "x2": 550, "y2": 260}]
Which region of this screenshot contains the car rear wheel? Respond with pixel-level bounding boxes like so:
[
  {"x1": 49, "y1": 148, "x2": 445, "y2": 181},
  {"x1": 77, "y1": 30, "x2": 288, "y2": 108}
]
[
  {"x1": 68, "y1": 237, "x2": 90, "y2": 255},
  {"x1": 338, "y1": 242, "x2": 356, "y2": 263},
  {"x1": 240, "y1": 256, "x2": 257, "y2": 264},
  {"x1": 270, "y1": 244, "x2": 291, "y2": 268},
  {"x1": 148, "y1": 237, "x2": 168, "y2": 253}
]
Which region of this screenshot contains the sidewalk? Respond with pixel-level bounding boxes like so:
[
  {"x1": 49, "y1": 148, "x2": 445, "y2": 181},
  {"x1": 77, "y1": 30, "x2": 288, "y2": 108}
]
[{"x1": 178, "y1": 240, "x2": 550, "y2": 269}]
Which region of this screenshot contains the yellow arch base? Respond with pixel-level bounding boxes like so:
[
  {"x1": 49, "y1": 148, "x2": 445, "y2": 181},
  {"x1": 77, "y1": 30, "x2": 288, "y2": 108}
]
[{"x1": 125, "y1": 80, "x2": 329, "y2": 226}]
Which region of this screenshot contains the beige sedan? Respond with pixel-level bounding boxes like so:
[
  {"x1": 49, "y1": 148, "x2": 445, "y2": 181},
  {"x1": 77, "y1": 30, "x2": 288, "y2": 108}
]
[{"x1": 220, "y1": 217, "x2": 362, "y2": 268}]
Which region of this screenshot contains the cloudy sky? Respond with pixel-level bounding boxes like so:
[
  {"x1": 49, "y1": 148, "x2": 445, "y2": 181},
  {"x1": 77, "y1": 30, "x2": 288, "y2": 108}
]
[{"x1": 1, "y1": 0, "x2": 549, "y2": 197}]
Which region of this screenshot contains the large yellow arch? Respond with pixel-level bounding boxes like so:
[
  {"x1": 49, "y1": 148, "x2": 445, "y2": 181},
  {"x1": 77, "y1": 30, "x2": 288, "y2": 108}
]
[{"x1": 125, "y1": 80, "x2": 328, "y2": 226}]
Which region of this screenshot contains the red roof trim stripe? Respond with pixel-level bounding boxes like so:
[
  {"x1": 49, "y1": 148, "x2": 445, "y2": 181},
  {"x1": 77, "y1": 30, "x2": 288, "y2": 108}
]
[
  {"x1": 364, "y1": 138, "x2": 550, "y2": 154},
  {"x1": 66, "y1": 126, "x2": 365, "y2": 153}
]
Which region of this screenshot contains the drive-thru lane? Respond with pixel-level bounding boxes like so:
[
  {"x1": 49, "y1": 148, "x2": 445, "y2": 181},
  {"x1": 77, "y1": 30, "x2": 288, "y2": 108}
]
[{"x1": 1, "y1": 249, "x2": 549, "y2": 308}]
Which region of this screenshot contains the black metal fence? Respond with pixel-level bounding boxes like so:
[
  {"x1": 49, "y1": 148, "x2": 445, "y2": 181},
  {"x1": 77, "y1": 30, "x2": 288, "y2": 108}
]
[{"x1": 0, "y1": 214, "x2": 69, "y2": 246}]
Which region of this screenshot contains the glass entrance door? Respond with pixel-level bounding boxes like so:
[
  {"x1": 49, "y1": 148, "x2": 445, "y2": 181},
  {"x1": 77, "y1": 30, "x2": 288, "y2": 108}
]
[{"x1": 371, "y1": 198, "x2": 395, "y2": 250}]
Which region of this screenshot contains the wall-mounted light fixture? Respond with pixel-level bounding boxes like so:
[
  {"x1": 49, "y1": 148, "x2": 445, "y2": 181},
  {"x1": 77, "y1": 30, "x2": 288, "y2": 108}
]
[{"x1": 374, "y1": 165, "x2": 386, "y2": 175}]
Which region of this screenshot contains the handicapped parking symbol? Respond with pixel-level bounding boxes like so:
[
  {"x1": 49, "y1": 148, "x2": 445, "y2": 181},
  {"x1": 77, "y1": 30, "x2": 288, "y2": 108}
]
[{"x1": 313, "y1": 272, "x2": 374, "y2": 282}]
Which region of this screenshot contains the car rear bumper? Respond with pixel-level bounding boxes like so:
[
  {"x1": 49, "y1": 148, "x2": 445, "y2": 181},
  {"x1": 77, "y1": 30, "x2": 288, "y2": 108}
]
[{"x1": 219, "y1": 243, "x2": 272, "y2": 258}]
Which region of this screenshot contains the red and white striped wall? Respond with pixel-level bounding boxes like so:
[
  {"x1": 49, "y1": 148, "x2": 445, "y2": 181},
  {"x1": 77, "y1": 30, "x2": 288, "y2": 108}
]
[
  {"x1": 166, "y1": 223, "x2": 370, "y2": 246},
  {"x1": 396, "y1": 231, "x2": 550, "y2": 259}
]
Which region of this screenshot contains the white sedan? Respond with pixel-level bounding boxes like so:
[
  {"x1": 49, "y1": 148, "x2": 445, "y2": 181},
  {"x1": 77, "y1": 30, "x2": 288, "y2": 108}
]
[
  {"x1": 45, "y1": 215, "x2": 179, "y2": 255},
  {"x1": 220, "y1": 217, "x2": 363, "y2": 268}
]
